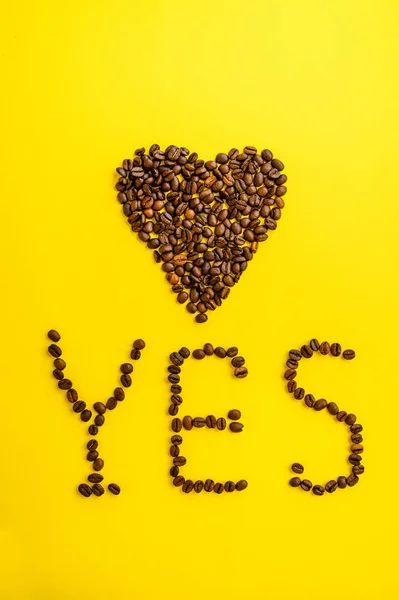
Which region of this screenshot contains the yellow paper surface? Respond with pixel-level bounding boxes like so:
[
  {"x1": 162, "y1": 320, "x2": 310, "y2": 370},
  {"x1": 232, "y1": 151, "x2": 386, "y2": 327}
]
[{"x1": 1, "y1": 1, "x2": 398, "y2": 598}]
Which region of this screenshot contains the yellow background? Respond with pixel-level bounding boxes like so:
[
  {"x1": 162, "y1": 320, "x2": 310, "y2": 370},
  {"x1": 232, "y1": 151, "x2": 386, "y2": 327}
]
[{"x1": 1, "y1": 1, "x2": 398, "y2": 598}]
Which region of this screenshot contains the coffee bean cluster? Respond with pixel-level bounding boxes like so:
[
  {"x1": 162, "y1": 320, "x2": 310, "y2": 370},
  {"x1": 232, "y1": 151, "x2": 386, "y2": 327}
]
[
  {"x1": 285, "y1": 339, "x2": 363, "y2": 494},
  {"x1": 47, "y1": 330, "x2": 145, "y2": 497},
  {"x1": 168, "y1": 344, "x2": 247, "y2": 493},
  {"x1": 116, "y1": 145, "x2": 287, "y2": 323}
]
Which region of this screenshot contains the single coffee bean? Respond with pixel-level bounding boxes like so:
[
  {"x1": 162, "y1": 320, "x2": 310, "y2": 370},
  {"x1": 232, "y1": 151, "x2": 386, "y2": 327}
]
[
  {"x1": 286, "y1": 359, "x2": 298, "y2": 369},
  {"x1": 336, "y1": 411, "x2": 347, "y2": 422},
  {"x1": 289, "y1": 477, "x2": 301, "y2": 487},
  {"x1": 327, "y1": 402, "x2": 339, "y2": 415},
  {"x1": 179, "y1": 347, "x2": 190, "y2": 359},
  {"x1": 88, "y1": 473, "x2": 103, "y2": 483},
  {"x1": 204, "y1": 479, "x2": 215, "y2": 492},
  {"x1": 343, "y1": 349, "x2": 356, "y2": 360},
  {"x1": 183, "y1": 416, "x2": 193, "y2": 430},
  {"x1": 168, "y1": 365, "x2": 181, "y2": 375},
  {"x1": 204, "y1": 343, "x2": 214, "y2": 355},
  {"x1": 193, "y1": 417, "x2": 206, "y2": 428},
  {"x1": 91, "y1": 483, "x2": 104, "y2": 496},
  {"x1": 228, "y1": 409, "x2": 241, "y2": 420},
  {"x1": 337, "y1": 476, "x2": 347, "y2": 488},
  {"x1": 226, "y1": 347, "x2": 238, "y2": 358},
  {"x1": 170, "y1": 466, "x2": 179, "y2": 477},
  {"x1": 345, "y1": 413, "x2": 357, "y2": 426},
  {"x1": 108, "y1": 483, "x2": 121, "y2": 495},
  {"x1": 309, "y1": 338, "x2": 320, "y2": 351},
  {"x1": 171, "y1": 394, "x2": 183, "y2": 406},
  {"x1": 93, "y1": 458, "x2": 104, "y2": 471},
  {"x1": 78, "y1": 483, "x2": 92, "y2": 497},
  {"x1": 351, "y1": 444, "x2": 364, "y2": 454},
  {"x1": 235, "y1": 480, "x2": 248, "y2": 491},
  {"x1": 289, "y1": 350, "x2": 302, "y2": 361},
  {"x1": 173, "y1": 456, "x2": 186, "y2": 467},
  {"x1": 229, "y1": 422, "x2": 243, "y2": 433},
  {"x1": 120, "y1": 363, "x2": 133, "y2": 374},
  {"x1": 193, "y1": 349, "x2": 205, "y2": 359},
  {"x1": 182, "y1": 480, "x2": 194, "y2": 493},
  {"x1": 284, "y1": 369, "x2": 297, "y2": 380},
  {"x1": 170, "y1": 352, "x2": 184, "y2": 366},
  {"x1": 352, "y1": 464, "x2": 365, "y2": 475},
  {"x1": 294, "y1": 387, "x2": 305, "y2": 400},
  {"x1": 73, "y1": 401, "x2": 86, "y2": 413},
  {"x1": 87, "y1": 439, "x2": 98, "y2": 451},
  {"x1": 106, "y1": 397, "x2": 118, "y2": 410},
  {"x1": 347, "y1": 473, "x2": 359, "y2": 487},
  {"x1": 80, "y1": 409, "x2": 92, "y2": 422},
  {"x1": 133, "y1": 339, "x2": 146, "y2": 350},
  {"x1": 214, "y1": 347, "x2": 226, "y2": 358},
  {"x1": 195, "y1": 314, "x2": 208, "y2": 324},
  {"x1": 225, "y1": 481, "x2": 235, "y2": 492},
  {"x1": 94, "y1": 402, "x2": 106, "y2": 414},
  {"x1": 120, "y1": 374, "x2": 132, "y2": 387},
  {"x1": 48, "y1": 344, "x2": 62, "y2": 357},
  {"x1": 58, "y1": 378, "x2": 72, "y2": 390},
  {"x1": 351, "y1": 433, "x2": 363, "y2": 444},
  {"x1": 171, "y1": 435, "x2": 183, "y2": 445},
  {"x1": 325, "y1": 480, "x2": 338, "y2": 493},
  {"x1": 172, "y1": 418, "x2": 182, "y2": 432},
  {"x1": 331, "y1": 343, "x2": 342, "y2": 357},
  {"x1": 53, "y1": 369, "x2": 64, "y2": 380},
  {"x1": 54, "y1": 358, "x2": 66, "y2": 370},
  {"x1": 48, "y1": 329, "x2": 61, "y2": 342},
  {"x1": 114, "y1": 387, "x2": 125, "y2": 401},
  {"x1": 300, "y1": 479, "x2": 312, "y2": 491},
  {"x1": 171, "y1": 384, "x2": 182, "y2": 394},
  {"x1": 214, "y1": 483, "x2": 223, "y2": 494},
  {"x1": 88, "y1": 424, "x2": 98, "y2": 436},
  {"x1": 349, "y1": 454, "x2": 362, "y2": 465},
  {"x1": 313, "y1": 485, "x2": 325, "y2": 496},
  {"x1": 292, "y1": 463, "x2": 304, "y2": 474},
  {"x1": 305, "y1": 394, "x2": 315, "y2": 408},
  {"x1": 173, "y1": 476, "x2": 185, "y2": 487},
  {"x1": 130, "y1": 349, "x2": 141, "y2": 360},
  {"x1": 350, "y1": 423, "x2": 363, "y2": 434},
  {"x1": 95, "y1": 414, "x2": 105, "y2": 427},
  {"x1": 319, "y1": 341, "x2": 330, "y2": 355},
  {"x1": 301, "y1": 345, "x2": 313, "y2": 358},
  {"x1": 287, "y1": 380, "x2": 297, "y2": 393},
  {"x1": 216, "y1": 417, "x2": 226, "y2": 430},
  {"x1": 206, "y1": 415, "x2": 216, "y2": 428},
  {"x1": 169, "y1": 404, "x2": 178, "y2": 416},
  {"x1": 235, "y1": 366, "x2": 248, "y2": 378},
  {"x1": 194, "y1": 480, "x2": 204, "y2": 493},
  {"x1": 232, "y1": 356, "x2": 245, "y2": 368},
  {"x1": 170, "y1": 445, "x2": 180, "y2": 457}
]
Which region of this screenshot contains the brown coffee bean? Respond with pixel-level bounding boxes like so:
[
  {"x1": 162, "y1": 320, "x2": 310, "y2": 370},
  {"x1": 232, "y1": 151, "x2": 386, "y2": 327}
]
[
  {"x1": 54, "y1": 358, "x2": 66, "y2": 370},
  {"x1": 114, "y1": 387, "x2": 125, "y2": 401},
  {"x1": 351, "y1": 433, "x2": 363, "y2": 444},
  {"x1": 173, "y1": 476, "x2": 185, "y2": 487},
  {"x1": 58, "y1": 379, "x2": 72, "y2": 390},
  {"x1": 287, "y1": 380, "x2": 297, "y2": 393},
  {"x1": 195, "y1": 314, "x2": 208, "y2": 324},
  {"x1": 193, "y1": 417, "x2": 206, "y2": 428},
  {"x1": 314, "y1": 399, "x2": 327, "y2": 411},
  {"x1": 53, "y1": 369, "x2": 64, "y2": 380},
  {"x1": 93, "y1": 458, "x2": 104, "y2": 471},
  {"x1": 230, "y1": 422, "x2": 243, "y2": 433},
  {"x1": 170, "y1": 466, "x2": 179, "y2": 477},
  {"x1": 235, "y1": 480, "x2": 248, "y2": 491},
  {"x1": 179, "y1": 347, "x2": 190, "y2": 359},
  {"x1": 294, "y1": 387, "x2": 305, "y2": 400},
  {"x1": 120, "y1": 363, "x2": 133, "y2": 374},
  {"x1": 305, "y1": 394, "x2": 315, "y2": 408},
  {"x1": 216, "y1": 417, "x2": 226, "y2": 430},
  {"x1": 95, "y1": 414, "x2": 105, "y2": 427},
  {"x1": 327, "y1": 402, "x2": 339, "y2": 415},
  {"x1": 120, "y1": 374, "x2": 132, "y2": 387},
  {"x1": 73, "y1": 401, "x2": 86, "y2": 413},
  {"x1": 336, "y1": 411, "x2": 347, "y2": 422},
  {"x1": 352, "y1": 464, "x2": 365, "y2": 475},
  {"x1": 214, "y1": 483, "x2": 223, "y2": 494},
  {"x1": 319, "y1": 341, "x2": 330, "y2": 355},
  {"x1": 182, "y1": 480, "x2": 194, "y2": 493},
  {"x1": 170, "y1": 352, "x2": 184, "y2": 366},
  {"x1": 213, "y1": 347, "x2": 226, "y2": 358},
  {"x1": 106, "y1": 397, "x2": 118, "y2": 410},
  {"x1": 345, "y1": 413, "x2": 357, "y2": 426},
  {"x1": 94, "y1": 402, "x2": 106, "y2": 414},
  {"x1": 289, "y1": 477, "x2": 301, "y2": 487},
  {"x1": 171, "y1": 394, "x2": 182, "y2": 406},
  {"x1": 206, "y1": 415, "x2": 216, "y2": 428},
  {"x1": 88, "y1": 424, "x2": 98, "y2": 436},
  {"x1": 88, "y1": 473, "x2": 103, "y2": 483},
  {"x1": 48, "y1": 330, "x2": 61, "y2": 342},
  {"x1": 351, "y1": 444, "x2": 364, "y2": 454},
  {"x1": 172, "y1": 418, "x2": 182, "y2": 432},
  {"x1": 183, "y1": 416, "x2": 193, "y2": 430},
  {"x1": 204, "y1": 479, "x2": 215, "y2": 492},
  {"x1": 170, "y1": 445, "x2": 180, "y2": 457},
  {"x1": 292, "y1": 463, "x2": 304, "y2": 474},
  {"x1": 80, "y1": 409, "x2": 92, "y2": 422},
  {"x1": 309, "y1": 338, "x2": 320, "y2": 351},
  {"x1": 350, "y1": 424, "x2": 363, "y2": 434},
  {"x1": 313, "y1": 485, "x2": 324, "y2": 496},
  {"x1": 173, "y1": 455, "x2": 187, "y2": 467},
  {"x1": 284, "y1": 369, "x2": 297, "y2": 380},
  {"x1": 193, "y1": 480, "x2": 204, "y2": 493},
  {"x1": 300, "y1": 479, "x2": 312, "y2": 491},
  {"x1": 92, "y1": 483, "x2": 104, "y2": 496},
  {"x1": 347, "y1": 473, "x2": 359, "y2": 487},
  {"x1": 349, "y1": 454, "x2": 362, "y2": 465},
  {"x1": 286, "y1": 359, "x2": 298, "y2": 369},
  {"x1": 193, "y1": 349, "x2": 205, "y2": 359},
  {"x1": 130, "y1": 349, "x2": 141, "y2": 360},
  {"x1": 325, "y1": 480, "x2": 338, "y2": 493},
  {"x1": 171, "y1": 435, "x2": 183, "y2": 445},
  {"x1": 231, "y1": 356, "x2": 245, "y2": 368},
  {"x1": 169, "y1": 404, "x2": 178, "y2": 416},
  {"x1": 108, "y1": 483, "x2": 121, "y2": 495},
  {"x1": 234, "y1": 366, "x2": 248, "y2": 378},
  {"x1": 301, "y1": 345, "x2": 313, "y2": 358},
  {"x1": 78, "y1": 483, "x2": 92, "y2": 497},
  {"x1": 48, "y1": 344, "x2": 62, "y2": 357},
  {"x1": 133, "y1": 339, "x2": 145, "y2": 350},
  {"x1": 204, "y1": 343, "x2": 214, "y2": 355},
  {"x1": 226, "y1": 347, "x2": 238, "y2": 358},
  {"x1": 330, "y1": 343, "x2": 342, "y2": 357},
  {"x1": 343, "y1": 349, "x2": 356, "y2": 360},
  {"x1": 225, "y1": 481, "x2": 235, "y2": 492},
  {"x1": 228, "y1": 409, "x2": 241, "y2": 420},
  {"x1": 337, "y1": 476, "x2": 347, "y2": 488}
]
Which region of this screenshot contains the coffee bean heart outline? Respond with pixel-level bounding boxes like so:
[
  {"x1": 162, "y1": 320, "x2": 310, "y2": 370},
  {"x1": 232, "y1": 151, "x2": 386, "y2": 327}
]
[{"x1": 116, "y1": 144, "x2": 287, "y2": 322}]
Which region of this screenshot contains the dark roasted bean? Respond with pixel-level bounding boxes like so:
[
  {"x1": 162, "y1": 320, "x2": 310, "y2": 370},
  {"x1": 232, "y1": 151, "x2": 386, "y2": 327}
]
[
  {"x1": 114, "y1": 387, "x2": 125, "y2": 401},
  {"x1": 204, "y1": 343, "x2": 214, "y2": 355},
  {"x1": 58, "y1": 379, "x2": 72, "y2": 390},
  {"x1": 226, "y1": 347, "x2": 238, "y2": 357},
  {"x1": 94, "y1": 402, "x2": 106, "y2": 414},
  {"x1": 327, "y1": 402, "x2": 339, "y2": 415},
  {"x1": 319, "y1": 341, "x2": 330, "y2": 355},
  {"x1": 352, "y1": 464, "x2": 365, "y2": 475},
  {"x1": 206, "y1": 415, "x2": 216, "y2": 428},
  {"x1": 193, "y1": 417, "x2": 206, "y2": 428},
  {"x1": 331, "y1": 343, "x2": 342, "y2": 357},
  {"x1": 214, "y1": 347, "x2": 226, "y2": 358},
  {"x1": 108, "y1": 483, "x2": 121, "y2": 495},
  {"x1": 120, "y1": 374, "x2": 132, "y2": 387},
  {"x1": 337, "y1": 476, "x2": 347, "y2": 488},
  {"x1": 88, "y1": 473, "x2": 103, "y2": 483},
  {"x1": 182, "y1": 480, "x2": 194, "y2": 493},
  {"x1": 170, "y1": 445, "x2": 180, "y2": 457},
  {"x1": 289, "y1": 350, "x2": 302, "y2": 361},
  {"x1": 300, "y1": 479, "x2": 312, "y2": 491},
  {"x1": 95, "y1": 414, "x2": 105, "y2": 427},
  {"x1": 54, "y1": 358, "x2": 66, "y2": 370},
  {"x1": 193, "y1": 349, "x2": 205, "y2": 359},
  {"x1": 88, "y1": 424, "x2": 98, "y2": 436},
  {"x1": 80, "y1": 409, "x2": 92, "y2": 422},
  {"x1": 173, "y1": 476, "x2": 185, "y2": 487},
  {"x1": 343, "y1": 349, "x2": 356, "y2": 360},
  {"x1": 172, "y1": 418, "x2": 182, "y2": 432},
  {"x1": 286, "y1": 359, "x2": 298, "y2": 369},
  {"x1": 183, "y1": 416, "x2": 193, "y2": 430},
  {"x1": 351, "y1": 433, "x2": 363, "y2": 444},
  {"x1": 92, "y1": 483, "x2": 105, "y2": 497},
  {"x1": 48, "y1": 344, "x2": 62, "y2": 357},
  {"x1": 234, "y1": 366, "x2": 248, "y2": 378},
  {"x1": 133, "y1": 339, "x2": 146, "y2": 349},
  {"x1": 48, "y1": 330, "x2": 61, "y2": 342},
  {"x1": 313, "y1": 485, "x2": 324, "y2": 496},
  {"x1": 284, "y1": 369, "x2": 297, "y2": 380},
  {"x1": 214, "y1": 483, "x2": 223, "y2": 494},
  {"x1": 120, "y1": 363, "x2": 133, "y2": 374},
  {"x1": 349, "y1": 454, "x2": 362, "y2": 465},
  {"x1": 289, "y1": 477, "x2": 301, "y2": 487},
  {"x1": 225, "y1": 481, "x2": 235, "y2": 492},
  {"x1": 93, "y1": 458, "x2": 104, "y2": 471},
  {"x1": 78, "y1": 483, "x2": 92, "y2": 497},
  {"x1": 345, "y1": 413, "x2": 357, "y2": 426},
  {"x1": 106, "y1": 397, "x2": 118, "y2": 410},
  {"x1": 314, "y1": 399, "x2": 327, "y2": 411},
  {"x1": 291, "y1": 463, "x2": 304, "y2": 474},
  {"x1": 204, "y1": 479, "x2": 215, "y2": 492},
  {"x1": 194, "y1": 480, "x2": 204, "y2": 493},
  {"x1": 336, "y1": 411, "x2": 347, "y2": 422},
  {"x1": 235, "y1": 480, "x2": 248, "y2": 491},
  {"x1": 231, "y1": 356, "x2": 245, "y2": 368},
  {"x1": 301, "y1": 345, "x2": 313, "y2": 358},
  {"x1": 170, "y1": 466, "x2": 179, "y2": 477},
  {"x1": 229, "y1": 422, "x2": 243, "y2": 433},
  {"x1": 350, "y1": 424, "x2": 363, "y2": 434},
  {"x1": 294, "y1": 387, "x2": 305, "y2": 400},
  {"x1": 309, "y1": 338, "x2": 320, "y2": 351},
  {"x1": 347, "y1": 473, "x2": 359, "y2": 487},
  {"x1": 216, "y1": 417, "x2": 226, "y2": 430},
  {"x1": 228, "y1": 409, "x2": 241, "y2": 420},
  {"x1": 325, "y1": 480, "x2": 338, "y2": 493},
  {"x1": 53, "y1": 369, "x2": 64, "y2": 380},
  {"x1": 73, "y1": 401, "x2": 86, "y2": 413},
  {"x1": 287, "y1": 380, "x2": 297, "y2": 393},
  {"x1": 171, "y1": 434, "x2": 183, "y2": 445},
  {"x1": 87, "y1": 439, "x2": 98, "y2": 451}
]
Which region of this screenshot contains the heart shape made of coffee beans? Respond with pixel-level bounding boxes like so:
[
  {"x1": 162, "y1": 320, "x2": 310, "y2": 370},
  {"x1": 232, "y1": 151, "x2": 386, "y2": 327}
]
[{"x1": 115, "y1": 144, "x2": 287, "y2": 323}]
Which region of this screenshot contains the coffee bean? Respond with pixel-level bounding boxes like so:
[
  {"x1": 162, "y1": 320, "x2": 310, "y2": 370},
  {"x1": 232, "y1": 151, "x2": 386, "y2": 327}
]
[
  {"x1": 294, "y1": 387, "x2": 305, "y2": 400},
  {"x1": 343, "y1": 349, "x2": 356, "y2": 360},
  {"x1": 229, "y1": 422, "x2": 243, "y2": 433},
  {"x1": 94, "y1": 402, "x2": 106, "y2": 414},
  {"x1": 291, "y1": 463, "x2": 304, "y2": 474},
  {"x1": 87, "y1": 439, "x2": 98, "y2": 451},
  {"x1": 313, "y1": 485, "x2": 324, "y2": 496},
  {"x1": 92, "y1": 483, "x2": 104, "y2": 497},
  {"x1": 182, "y1": 416, "x2": 193, "y2": 430},
  {"x1": 133, "y1": 339, "x2": 146, "y2": 350},
  {"x1": 319, "y1": 342, "x2": 330, "y2": 355},
  {"x1": 352, "y1": 464, "x2": 365, "y2": 475},
  {"x1": 351, "y1": 444, "x2": 363, "y2": 454},
  {"x1": 325, "y1": 480, "x2": 338, "y2": 493},
  {"x1": 206, "y1": 415, "x2": 216, "y2": 428},
  {"x1": 58, "y1": 378, "x2": 72, "y2": 390},
  {"x1": 226, "y1": 347, "x2": 238, "y2": 358},
  {"x1": 54, "y1": 358, "x2": 66, "y2": 370},
  {"x1": 347, "y1": 473, "x2": 359, "y2": 487},
  {"x1": 78, "y1": 483, "x2": 92, "y2": 497},
  {"x1": 331, "y1": 343, "x2": 342, "y2": 357},
  {"x1": 309, "y1": 338, "x2": 320, "y2": 351},
  {"x1": 235, "y1": 480, "x2": 248, "y2": 491},
  {"x1": 314, "y1": 399, "x2": 327, "y2": 411},
  {"x1": 106, "y1": 397, "x2": 118, "y2": 410},
  {"x1": 170, "y1": 466, "x2": 179, "y2": 477},
  {"x1": 349, "y1": 454, "x2": 362, "y2": 465},
  {"x1": 80, "y1": 409, "x2": 92, "y2": 422},
  {"x1": 193, "y1": 349, "x2": 205, "y2": 359},
  {"x1": 214, "y1": 483, "x2": 223, "y2": 494},
  {"x1": 194, "y1": 480, "x2": 204, "y2": 493},
  {"x1": 53, "y1": 369, "x2": 64, "y2": 380},
  {"x1": 232, "y1": 356, "x2": 245, "y2": 368},
  {"x1": 305, "y1": 394, "x2": 315, "y2": 408},
  {"x1": 172, "y1": 418, "x2": 182, "y2": 432},
  {"x1": 337, "y1": 476, "x2": 347, "y2": 488},
  {"x1": 350, "y1": 424, "x2": 363, "y2": 434},
  {"x1": 289, "y1": 350, "x2": 302, "y2": 361},
  {"x1": 179, "y1": 347, "x2": 190, "y2": 359},
  {"x1": 351, "y1": 433, "x2": 363, "y2": 444},
  {"x1": 88, "y1": 424, "x2": 98, "y2": 436},
  {"x1": 170, "y1": 445, "x2": 180, "y2": 457},
  {"x1": 286, "y1": 359, "x2": 298, "y2": 369},
  {"x1": 225, "y1": 481, "x2": 235, "y2": 492},
  {"x1": 289, "y1": 477, "x2": 301, "y2": 487},
  {"x1": 120, "y1": 374, "x2": 132, "y2": 387},
  {"x1": 108, "y1": 483, "x2": 121, "y2": 495},
  {"x1": 284, "y1": 369, "x2": 297, "y2": 380},
  {"x1": 73, "y1": 401, "x2": 86, "y2": 413},
  {"x1": 287, "y1": 380, "x2": 297, "y2": 393},
  {"x1": 95, "y1": 414, "x2": 105, "y2": 427},
  {"x1": 345, "y1": 413, "x2": 356, "y2": 426},
  {"x1": 234, "y1": 366, "x2": 248, "y2": 378},
  {"x1": 173, "y1": 476, "x2": 185, "y2": 487},
  {"x1": 216, "y1": 417, "x2": 226, "y2": 430},
  {"x1": 120, "y1": 363, "x2": 133, "y2": 374},
  {"x1": 88, "y1": 473, "x2": 103, "y2": 483},
  {"x1": 336, "y1": 411, "x2": 347, "y2": 422},
  {"x1": 48, "y1": 330, "x2": 61, "y2": 342},
  {"x1": 130, "y1": 349, "x2": 141, "y2": 360},
  {"x1": 300, "y1": 479, "x2": 312, "y2": 491},
  {"x1": 48, "y1": 344, "x2": 62, "y2": 357},
  {"x1": 204, "y1": 343, "x2": 214, "y2": 355},
  {"x1": 182, "y1": 480, "x2": 194, "y2": 493},
  {"x1": 93, "y1": 458, "x2": 104, "y2": 471},
  {"x1": 204, "y1": 479, "x2": 215, "y2": 492},
  {"x1": 171, "y1": 395, "x2": 183, "y2": 406},
  {"x1": 326, "y1": 402, "x2": 339, "y2": 415},
  {"x1": 168, "y1": 374, "x2": 180, "y2": 385},
  {"x1": 193, "y1": 417, "x2": 206, "y2": 428},
  {"x1": 114, "y1": 387, "x2": 125, "y2": 401},
  {"x1": 301, "y1": 345, "x2": 313, "y2": 358},
  {"x1": 195, "y1": 314, "x2": 208, "y2": 324},
  {"x1": 228, "y1": 409, "x2": 241, "y2": 420},
  {"x1": 170, "y1": 352, "x2": 184, "y2": 366},
  {"x1": 173, "y1": 456, "x2": 187, "y2": 468},
  {"x1": 214, "y1": 347, "x2": 226, "y2": 358}
]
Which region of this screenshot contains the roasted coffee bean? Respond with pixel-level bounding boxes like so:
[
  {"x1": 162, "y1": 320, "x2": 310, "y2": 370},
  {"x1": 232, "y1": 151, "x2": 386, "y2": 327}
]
[
  {"x1": 182, "y1": 480, "x2": 194, "y2": 493},
  {"x1": 206, "y1": 415, "x2": 216, "y2": 428},
  {"x1": 235, "y1": 480, "x2": 248, "y2": 491},
  {"x1": 194, "y1": 480, "x2": 204, "y2": 493},
  {"x1": 228, "y1": 409, "x2": 241, "y2": 420},
  {"x1": 325, "y1": 480, "x2": 338, "y2": 493},
  {"x1": 168, "y1": 374, "x2": 180, "y2": 384},
  {"x1": 120, "y1": 363, "x2": 133, "y2": 374},
  {"x1": 171, "y1": 395, "x2": 183, "y2": 406},
  {"x1": 225, "y1": 481, "x2": 235, "y2": 492},
  {"x1": 193, "y1": 349, "x2": 205, "y2": 359},
  {"x1": 226, "y1": 347, "x2": 238, "y2": 358},
  {"x1": 130, "y1": 349, "x2": 141, "y2": 360},
  {"x1": 309, "y1": 338, "x2": 320, "y2": 351},
  {"x1": 92, "y1": 483, "x2": 104, "y2": 497},
  {"x1": 343, "y1": 349, "x2": 356, "y2": 360},
  {"x1": 93, "y1": 458, "x2": 104, "y2": 471},
  {"x1": 351, "y1": 433, "x2": 363, "y2": 444},
  {"x1": 204, "y1": 479, "x2": 215, "y2": 492},
  {"x1": 172, "y1": 418, "x2": 182, "y2": 432},
  {"x1": 214, "y1": 483, "x2": 223, "y2": 494},
  {"x1": 108, "y1": 483, "x2": 121, "y2": 495},
  {"x1": 294, "y1": 387, "x2": 305, "y2": 400},
  {"x1": 289, "y1": 477, "x2": 301, "y2": 487},
  {"x1": 314, "y1": 399, "x2": 327, "y2": 411},
  {"x1": 230, "y1": 422, "x2": 243, "y2": 433},
  {"x1": 300, "y1": 479, "x2": 312, "y2": 491},
  {"x1": 337, "y1": 476, "x2": 347, "y2": 488},
  {"x1": 88, "y1": 473, "x2": 103, "y2": 483},
  {"x1": 216, "y1": 417, "x2": 226, "y2": 430},
  {"x1": 54, "y1": 358, "x2": 66, "y2": 370},
  {"x1": 347, "y1": 473, "x2": 359, "y2": 487},
  {"x1": 286, "y1": 359, "x2": 298, "y2": 369},
  {"x1": 313, "y1": 485, "x2": 325, "y2": 496},
  {"x1": 327, "y1": 402, "x2": 339, "y2": 415},
  {"x1": 120, "y1": 374, "x2": 132, "y2": 387},
  {"x1": 133, "y1": 339, "x2": 146, "y2": 350},
  {"x1": 48, "y1": 329, "x2": 61, "y2": 342},
  {"x1": 58, "y1": 378, "x2": 72, "y2": 390},
  {"x1": 214, "y1": 347, "x2": 226, "y2": 358},
  {"x1": 106, "y1": 397, "x2": 118, "y2": 410},
  {"x1": 73, "y1": 401, "x2": 86, "y2": 413},
  {"x1": 352, "y1": 464, "x2": 365, "y2": 475},
  {"x1": 193, "y1": 417, "x2": 206, "y2": 428},
  {"x1": 173, "y1": 476, "x2": 185, "y2": 487},
  {"x1": 183, "y1": 416, "x2": 193, "y2": 430},
  {"x1": 336, "y1": 411, "x2": 347, "y2": 422},
  {"x1": 289, "y1": 350, "x2": 302, "y2": 361},
  {"x1": 171, "y1": 435, "x2": 183, "y2": 445},
  {"x1": 331, "y1": 343, "x2": 342, "y2": 357},
  {"x1": 305, "y1": 394, "x2": 315, "y2": 408},
  {"x1": 168, "y1": 365, "x2": 181, "y2": 375},
  {"x1": 349, "y1": 454, "x2": 362, "y2": 465},
  {"x1": 170, "y1": 466, "x2": 179, "y2": 477},
  {"x1": 94, "y1": 402, "x2": 106, "y2": 414},
  {"x1": 292, "y1": 463, "x2": 304, "y2": 474},
  {"x1": 87, "y1": 439, "x2": 98, "y2": 451},
  {"x1": 80, "y1": 409, "x2": 92, "y2": 422},
  {"x1": 88, "y1": 424, "x2": 98, "y2": 436},
  {"x1": 114, "y1": 387, "x2": 125, "y2": 401},
  {"x1": 231, "y1": 356, "x2": 245, "y2": 368},
  {"x1": 170, "y1": 352, "x2": 184, "y2": 366},
  {"x1": 95, "y1": 414, "x2": 105, "y2": 427},
  {"x1": 284, "y1": 368, "x2": 297, "y2": 380},
  {"x1": 287, "y1": 380, "x2": 297, "y2": 393},
  {"x1": 345, "y1": 413, "x2": 357, "y2": 426},
  {"x1": 179, "y1": 347, "x2": 190, "y2": 359},
  {"x1": 196, "y1": 314, "x2": 208, "y2": 324},
  {"x1": 170, "y1": 445, "x2": 180, "y2": 457},
  {"x1": 301, "y1": 345, "x2": 313, "y2": 358},
  {"x1": 235, "y1": 366, "x2": 248, "y2": 378},
  {"x1": 351, "y1": 444, "x2": 364, "y2": 454},
  {"x1": 204, "y1": 343, "x2": 214, "y2": 355},
  {"x1": 319, "y1": 341, "x2": 330, "y2": 355},
  {"x1": 78, "y1": 483, "x2": 92, "y2": 497},
  {"x1": 48, "y1": 344, "x2": 62, "y2": 357},
  {"x1": 53, "y1": 369, "x2": 64, "y2": 380},
  {"x1": 350, "y1": 423, "x2": 363, "y2": 434}
]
